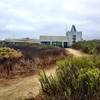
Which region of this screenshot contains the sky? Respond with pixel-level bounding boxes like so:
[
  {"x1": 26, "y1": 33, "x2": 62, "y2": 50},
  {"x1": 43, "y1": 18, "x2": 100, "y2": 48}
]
[{"x1": 0, "y1": 0, "x2": 100, "y2": 40}]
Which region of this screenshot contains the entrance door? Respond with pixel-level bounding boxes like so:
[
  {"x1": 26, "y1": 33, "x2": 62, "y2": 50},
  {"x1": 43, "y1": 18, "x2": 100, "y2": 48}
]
[{"x1": 64, "y1": 42, "x2": 67, "y2": 48}]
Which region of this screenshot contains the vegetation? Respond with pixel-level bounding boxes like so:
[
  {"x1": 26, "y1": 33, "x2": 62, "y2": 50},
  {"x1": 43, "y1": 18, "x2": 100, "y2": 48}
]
[
  {"x1": 40, "y1": 56, "x2": 100, "y2": 100},
  {"x1": 0, "y1": 41, "x2": 65, "y2": 59},
  {"x1": 0, "y1": 42, "x2": 66, "y2": 78},
  {"x1": 0, "y1": 47, "x2": 23, "y2": 59},
  {"x1": 0, "y1": 41, "x2": 66, "y2": 67},
  {"x1": 39, "y1": 40, "x2": 100, "y2": 100},
  {"x1": 72, "y1": 40, "x2": 100, "y2": 54},
  {"x1": 0, "y1": 41, "x2": 59, "y2": 49}
]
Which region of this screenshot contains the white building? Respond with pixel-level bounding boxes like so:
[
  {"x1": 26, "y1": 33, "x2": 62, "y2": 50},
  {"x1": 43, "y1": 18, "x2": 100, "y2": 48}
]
[
  {"x1": 4, "y1": 25, "x2": 82, "y2": 48},
  {"x1": 40, "y1": 25, "x2": 83, "y2": 47}
]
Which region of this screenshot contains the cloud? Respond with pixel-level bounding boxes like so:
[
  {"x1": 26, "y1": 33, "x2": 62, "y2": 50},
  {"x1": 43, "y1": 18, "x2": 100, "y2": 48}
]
[{"x1": 0, "y1": 0, "x2": 100, "y2": 39}]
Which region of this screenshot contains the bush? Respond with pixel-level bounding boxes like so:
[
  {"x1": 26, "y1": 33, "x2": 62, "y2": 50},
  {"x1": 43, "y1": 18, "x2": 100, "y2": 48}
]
[
  {"x1": 40, "y1": 56, "x2": 100, "y2": 100},
  {"x1": 72, "y1": 40, "x2": 100, "y2": 54},
  {"x1": 0, "y1": 47, "x2": 23, "y2": 59},
  {"x1": 0, "y1": 44, "x2": 66, "y2": 78}
]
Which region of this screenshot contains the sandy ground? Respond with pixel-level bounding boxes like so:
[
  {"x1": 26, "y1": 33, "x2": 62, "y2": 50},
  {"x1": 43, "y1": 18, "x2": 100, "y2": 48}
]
[
  {"x1": 0, "y1": 49, "x2": 87, "y2": 100},
  {"x1": 66, "y1": 48, "x2": 89, "y2": 57},
  {"x1": 0, "y1": 66, "x2": 56, "y2": 100}
]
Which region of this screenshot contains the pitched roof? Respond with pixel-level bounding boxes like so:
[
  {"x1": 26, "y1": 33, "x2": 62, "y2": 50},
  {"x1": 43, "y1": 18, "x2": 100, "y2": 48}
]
[{"x1": 71, "y1": 25, "x2": 77, "y2": 32}]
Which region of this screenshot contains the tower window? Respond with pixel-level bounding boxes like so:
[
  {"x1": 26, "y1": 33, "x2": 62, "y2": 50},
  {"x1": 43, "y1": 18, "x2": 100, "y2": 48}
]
[
  {"x1": 73, "y1": 35, "x2": 76, "y2": 38},
  {"x1": 72, "y1": 41, "x2": 76, "y2": 43},
  {"x1": 72, "y1": 35, "x2": 76, "y2": 44}
]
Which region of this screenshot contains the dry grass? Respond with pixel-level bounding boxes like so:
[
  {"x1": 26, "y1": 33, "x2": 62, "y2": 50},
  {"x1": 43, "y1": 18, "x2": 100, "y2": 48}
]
[
  {"x1": 0, "y1": 46, "x2": 66, "y2": 78},
  {"x1": 0, "y1": 47, "x2": 23, "y2": 59}
]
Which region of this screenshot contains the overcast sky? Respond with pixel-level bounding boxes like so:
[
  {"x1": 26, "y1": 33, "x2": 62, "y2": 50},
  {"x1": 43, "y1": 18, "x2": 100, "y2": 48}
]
[{"x1": 0, "y1": 0, "x2": 100, "y2": 40}]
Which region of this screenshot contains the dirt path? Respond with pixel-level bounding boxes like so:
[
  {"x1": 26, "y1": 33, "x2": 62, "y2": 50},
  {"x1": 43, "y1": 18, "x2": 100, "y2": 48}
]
[
  {"x1": 0, "y1": 66, "x2": 56, "y2": 100},
  {"x1": 0, "y1": 49, "x2": 87, "y2": 100},
  {"x1": 66, "y1": 48, "x2": 88, "y2": 57}
]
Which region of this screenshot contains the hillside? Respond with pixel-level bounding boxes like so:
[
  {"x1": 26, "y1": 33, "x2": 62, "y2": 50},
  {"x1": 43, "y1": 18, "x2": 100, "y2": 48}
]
[{"x1": 0, "y1": 42, "x2": 67, "y2": 78}]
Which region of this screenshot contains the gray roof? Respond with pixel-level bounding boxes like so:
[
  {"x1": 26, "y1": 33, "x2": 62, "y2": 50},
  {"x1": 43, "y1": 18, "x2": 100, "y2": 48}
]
[{"x1": 71, "y1": 25, "x2": 77, "y2": 32}]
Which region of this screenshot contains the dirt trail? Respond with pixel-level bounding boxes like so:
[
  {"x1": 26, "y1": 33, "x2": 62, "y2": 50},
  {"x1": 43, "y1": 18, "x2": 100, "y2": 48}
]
[
  {"x1": 66, "y1": 48, "x2": 88, "y2": 57},
  {"x1": 0, "y1": 49, "x2": 87, "y2": 100},
  {"x1": 0, "y1": 66, "x2": 56, "y2": 100}
]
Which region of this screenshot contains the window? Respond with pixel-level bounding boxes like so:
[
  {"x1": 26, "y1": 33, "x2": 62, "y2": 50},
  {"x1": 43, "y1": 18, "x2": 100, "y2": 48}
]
[
  {"x1": 64, "y1": 42, "x2": 68, "y2": 48},
  {"x1": 72, "y1": 41, "x2": 76, "y2": 43},
  {"x1": 52, "y1": 41, "x2": 62, "y2": 47},
  {"x1": 41, "y1": 41, "x2": 50, "y2": 45},
  {"x1": 72, "y1": 35, "x2": 76, "y2": 43},
  {"x1": 73, "y1": 35, "x2": 76, "y2": 38}
]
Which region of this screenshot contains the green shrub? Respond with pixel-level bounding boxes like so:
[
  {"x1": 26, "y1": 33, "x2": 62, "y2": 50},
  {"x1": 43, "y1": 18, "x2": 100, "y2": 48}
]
[
  {"x1": 72, "y1": 40, "x2": 100, "y2": 54},
  {"x1": 40, "y1": 56, "x2": 100, "y2": 100},
  {"x1": 57, "y1": 56, "x2": 96, "y2": 69},
  {"x1": 78, "y1": 68, "x2": 100, "y2": 100}
]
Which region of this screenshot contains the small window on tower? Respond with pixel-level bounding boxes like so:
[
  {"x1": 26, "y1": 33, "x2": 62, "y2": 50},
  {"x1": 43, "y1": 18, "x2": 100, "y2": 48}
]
[
  {"x1": 72, "y1": 35, "x2": 76, "y2": 44},
  {"x1": 73, "y1": 35, "x2": 76, "y2": 38},
  {"x1": 72, "y1": 35, "x2": 76, "y2": 40},
  {"x1": 72, "y1": 40, "x2": 76, "y2": 43}
]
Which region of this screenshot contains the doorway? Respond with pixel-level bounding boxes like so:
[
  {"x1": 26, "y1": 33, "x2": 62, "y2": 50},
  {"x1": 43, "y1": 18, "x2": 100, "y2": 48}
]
[{"x1": 64, "y1": 42, "x2": 68, "y2": 48}]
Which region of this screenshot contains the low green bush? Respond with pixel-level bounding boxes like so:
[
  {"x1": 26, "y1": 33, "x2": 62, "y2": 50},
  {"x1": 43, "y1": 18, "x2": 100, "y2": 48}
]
[{"x1": 40, "y1": 56, "x2": 100, "y2": 100}]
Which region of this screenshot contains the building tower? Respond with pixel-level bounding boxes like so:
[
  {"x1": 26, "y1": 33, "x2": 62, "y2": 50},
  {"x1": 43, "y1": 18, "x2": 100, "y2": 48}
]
[{"x1": 66, "y1": 25, "x2": 82, "y2": 47}]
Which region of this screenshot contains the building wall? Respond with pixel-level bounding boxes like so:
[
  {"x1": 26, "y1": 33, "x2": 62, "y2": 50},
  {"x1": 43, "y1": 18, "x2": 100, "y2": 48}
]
[
  {"x1": 40, "y1": 32, "x2": 82, "y2": 47},
  {"x1": 40, "y1": 36, "x2": 68, "y2": 47},
  {"x1": 40, "y1": 36, "x2": 68, "y2": 41},
  {"x1": 40, "y1": 25, "x2": 83, "y2": 48}
]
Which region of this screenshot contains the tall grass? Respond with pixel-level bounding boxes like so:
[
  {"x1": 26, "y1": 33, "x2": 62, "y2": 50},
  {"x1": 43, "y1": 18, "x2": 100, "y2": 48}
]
[{"x1": 40, "y1": 56, "x2": 100, "y2": 100}]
